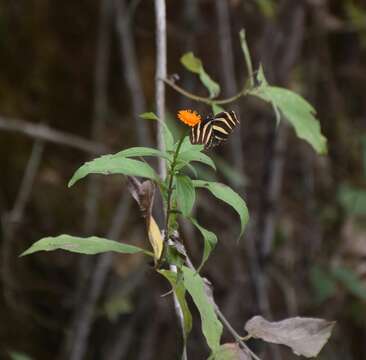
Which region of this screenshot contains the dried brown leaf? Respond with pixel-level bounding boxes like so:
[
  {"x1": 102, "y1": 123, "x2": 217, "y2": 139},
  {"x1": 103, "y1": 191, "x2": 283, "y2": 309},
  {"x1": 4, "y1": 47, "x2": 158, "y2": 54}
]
[
  {"x1": 147, "y1": 216, "x2": 163, "y2": 262},
  {"x1": 127, "y1": 177, "x2": 155, "y2": 221},
  {"x1": 245, "y1": 316, "x2": 335, "y2": 358}
]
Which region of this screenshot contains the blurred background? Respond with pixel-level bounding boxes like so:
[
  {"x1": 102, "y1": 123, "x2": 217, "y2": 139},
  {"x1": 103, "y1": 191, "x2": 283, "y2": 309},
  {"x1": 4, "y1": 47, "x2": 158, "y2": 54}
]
[{"x1": 1, "y1": 0, "x2": 366, "y2": 359}]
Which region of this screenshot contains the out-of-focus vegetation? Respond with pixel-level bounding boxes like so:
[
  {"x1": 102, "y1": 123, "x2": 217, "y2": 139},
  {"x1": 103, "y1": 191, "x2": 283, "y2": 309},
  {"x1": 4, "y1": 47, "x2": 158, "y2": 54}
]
[{"x1": 0, "y1": 1, "x2": 366, "y2": 359}]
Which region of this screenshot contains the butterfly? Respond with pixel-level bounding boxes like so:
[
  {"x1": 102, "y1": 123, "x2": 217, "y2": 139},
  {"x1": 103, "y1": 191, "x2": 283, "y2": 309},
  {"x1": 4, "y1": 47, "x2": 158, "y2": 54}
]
[{"x1": 189, "y1": 111, "x2": 240, "y2": 149}]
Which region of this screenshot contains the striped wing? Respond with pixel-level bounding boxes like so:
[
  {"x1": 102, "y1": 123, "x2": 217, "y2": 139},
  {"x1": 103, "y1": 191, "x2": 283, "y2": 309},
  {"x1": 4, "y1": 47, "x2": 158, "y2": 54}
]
[
  {"x1": 189, "y1": 111, "x2": 239, "y2": 149},
  {"x1": 211, "y1": 111, "x2": 240, "y2": 145},
  {"x1": 190, "y1": 115, "x2": 214, "y2": 148}
]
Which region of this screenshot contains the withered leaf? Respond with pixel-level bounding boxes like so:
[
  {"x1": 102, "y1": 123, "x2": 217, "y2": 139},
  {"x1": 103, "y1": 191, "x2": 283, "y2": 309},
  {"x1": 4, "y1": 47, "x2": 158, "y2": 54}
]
[
  {"x1": 147, "y1": 216, "x2": 164, "y2": 262},
  {"x1": 127, "y1": 177, "x2": 155, "y2": 221},
  {"x1": 245, "y1": 316, "x2": 335, "y2": 358},
  {"x1": 208, "y1": 343, "x2": 250, "y2": 360}
]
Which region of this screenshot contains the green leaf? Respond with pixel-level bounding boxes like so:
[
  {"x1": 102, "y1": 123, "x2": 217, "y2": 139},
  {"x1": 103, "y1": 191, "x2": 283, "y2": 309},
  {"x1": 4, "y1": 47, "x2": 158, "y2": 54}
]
[
  {"x1": 117, "y1": 147, "x2": 171, "y2": 161},
  {"x1": 176, "y1": 175, "x2": 196, "y2": 216},
  {"x1": 139, "y1": 112, "x2": 159, "y2": 121},
  {"x1": 200, "y1": 70, "x2": 221, "y2": 99},
  {"x1": 20, "y1": 234, "x2": 152, "y2": 257},
  {"x1": 332, "y1": 266, "x2": 366, "y2": 301},
  {"x1": 68, "y1": 155, "x2": 159, "y2": 187},
  {"x1": 176, "y1": 150, "x2": 216, "y2": 171},
  {"x1": 193, "y1": 180, "x2": 249, "y2": 238},
  {"x1": 208, "y1": 343, "x2": 250, "y2": 360},
  {"x1": 190, "y1": 218, "x2": 217, "y2": 271},
  {"x1": 158, "y1": 270, "x2": 193, "y2": 344},
  {"x1": 139, "y1": 112, "x2": 174, "y2": 151},
  {"x1": 180, "y1": 52, "x2": 220, "y2": 99},
  {"x1": 181, "y1": 52, "x2": 202, "y2": 73},
  {"x1": 250, "y1": 81, "x2": 327, "y2": 154},
  {"x1": 182, "y1": 266, "x2": 223, "y2": 351},
  {"x1": 178, "y1": 136, "x2": 204, "y2": 153},
  {"x1": 212, "y1": 103, "x2": 225, "y2": 115}
]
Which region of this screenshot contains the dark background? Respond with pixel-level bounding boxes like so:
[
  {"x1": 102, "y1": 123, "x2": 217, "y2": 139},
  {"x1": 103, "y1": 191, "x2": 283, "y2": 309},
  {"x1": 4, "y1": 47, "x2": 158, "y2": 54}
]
[{"x1": 1, "y1": 0, "x2": 366, "y2": 359}]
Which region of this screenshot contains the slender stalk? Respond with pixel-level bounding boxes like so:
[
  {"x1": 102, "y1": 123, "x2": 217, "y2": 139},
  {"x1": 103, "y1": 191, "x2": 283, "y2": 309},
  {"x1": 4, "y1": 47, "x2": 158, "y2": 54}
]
[
  {"x1": 163, "y1": 78, "x2": 249, "y2": 105},
  {"x1": 240, "y1": 29, "x2": 255, "y2": 87},
  {"x1": 165, "y1": 135, "x2": 186, "y2": 238}
]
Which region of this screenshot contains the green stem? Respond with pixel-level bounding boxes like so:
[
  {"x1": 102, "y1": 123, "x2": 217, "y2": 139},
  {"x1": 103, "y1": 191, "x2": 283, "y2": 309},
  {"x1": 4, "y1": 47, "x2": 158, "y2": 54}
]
[
  {"x1": 165, "y1": 134, "x2": 186, "y2": 239},
  {"x1": 163, "y1": 78, "x2": 249, "y2": 106},
  {"x1": 239, "y1": 29, "x2": 255, "y2": 88}
]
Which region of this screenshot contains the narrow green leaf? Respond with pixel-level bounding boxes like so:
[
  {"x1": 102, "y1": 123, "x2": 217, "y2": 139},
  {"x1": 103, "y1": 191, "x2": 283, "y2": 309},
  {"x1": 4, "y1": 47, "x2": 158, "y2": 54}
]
[
  {"x1": 177, "y1": 150, "x2": 216, "y2": 171},
  {"x1": 208, "y1": 343, "x2": 250, "y2": 360},
  {"x1": 180, "y1": 52, "x2": 202, "y2": 73},
  {"x1": 117, "y1": 147, "x2": 171, "y2": 161},
  {"x1": 190, "y1": 218, "x2": 217, "y2": 271},
  {"x1": 178, "y1": 136, "x2": 204, "y2": 153},
  {"x1": 199, "y1": 70, "x2": 221, "y2": 99},
  {"x1": 20, "y1": 234, "x2": 152, "y2": 257},
  {"x1": 176, "y1": 175, "x2": 196, "y2": 216},
  {"x1": 139, "y1": 112, "x2": 159, "y2": 121},
  {"x1": 250, "y1": 80, "x2": 327, "y2": 154},
  {"x1": 239, "y1": 29, "x2": 254, "y2": 88},
  {"x1": 180, "y1": 52, "x2": 220, "y2": 98},
  {"x1": 68, "y1": 155, "x2": 159, "y2": 187},
  {"x1": 193, "y1": 180, "x2": 249, "y2": 238},
  {"x1": 182, "y1": 266, "x2": 223, "y2": 352},
  {"x1": 158, "y1": 270, "x2": 193, "y2": 344},
  {"x1": 212, "y1": 103, "x2": 225, "y2": 115},
  {"x1": 139, "y1": 112, "x2": 174, "y2": 151}
]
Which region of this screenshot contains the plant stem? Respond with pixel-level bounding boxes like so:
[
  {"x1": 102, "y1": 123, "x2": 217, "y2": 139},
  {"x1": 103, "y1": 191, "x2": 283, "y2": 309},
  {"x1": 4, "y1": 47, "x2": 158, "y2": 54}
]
[
  {"x1": 163, "y1": 78, "x2": 249, "y2": 105},
  {"x1": 165, "y1": 134, "x2": 186, "y2": 238},
  {"x1": 239, "y1": 29, "x2": 255, "y2": 87}
]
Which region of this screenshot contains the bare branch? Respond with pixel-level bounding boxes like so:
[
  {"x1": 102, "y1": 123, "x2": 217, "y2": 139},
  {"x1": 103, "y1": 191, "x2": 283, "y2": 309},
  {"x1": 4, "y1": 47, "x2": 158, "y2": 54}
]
[{"x1": 0, "y1": 116, "x2": 108, "y2": 154}]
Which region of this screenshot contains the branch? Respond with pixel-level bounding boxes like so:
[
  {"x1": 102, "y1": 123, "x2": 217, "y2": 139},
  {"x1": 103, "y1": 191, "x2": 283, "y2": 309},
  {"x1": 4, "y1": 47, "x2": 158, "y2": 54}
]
[
  {"x1": 155, "y1": 0, "x2": 167, "y2": 179},
  {"x1": 163, "y1": 78, "x2": 248, "y2": 105},
  {"x1": 0, "y1": 116, "x2": 108, "y2": 154}
]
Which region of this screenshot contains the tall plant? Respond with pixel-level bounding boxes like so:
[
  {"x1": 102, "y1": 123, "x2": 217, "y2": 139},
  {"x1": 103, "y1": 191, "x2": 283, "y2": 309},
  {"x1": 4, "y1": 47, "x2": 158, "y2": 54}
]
[{"x1": 21, "y1": 30, "x2": 334, "y2": 359}]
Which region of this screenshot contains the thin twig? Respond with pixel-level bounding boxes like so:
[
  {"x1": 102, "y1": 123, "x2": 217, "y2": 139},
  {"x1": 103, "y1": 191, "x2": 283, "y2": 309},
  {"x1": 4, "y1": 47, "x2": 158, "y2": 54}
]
[
  {"x1": 164, "y1": 78, "x2": 249, "y2": 105},
  {"x1": 0, "y1": 116, "x2": 107, "y2": 154}
]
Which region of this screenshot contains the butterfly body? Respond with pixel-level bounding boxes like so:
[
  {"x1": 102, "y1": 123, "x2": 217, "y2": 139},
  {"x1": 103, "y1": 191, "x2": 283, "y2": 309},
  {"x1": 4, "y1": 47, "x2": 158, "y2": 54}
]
[{"x1": 190, "y1": 111, "x2": 240, "y2": 149}]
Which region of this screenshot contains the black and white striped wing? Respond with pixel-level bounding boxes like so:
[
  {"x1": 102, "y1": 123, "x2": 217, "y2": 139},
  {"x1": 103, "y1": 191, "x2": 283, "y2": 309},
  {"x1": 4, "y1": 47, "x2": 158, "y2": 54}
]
[
  {"x1": 211, "y1": 111, "x2": 240, "y2": 144},
  {"x1": 190, "y1": 115, "x2": 214, "y2": 148}
]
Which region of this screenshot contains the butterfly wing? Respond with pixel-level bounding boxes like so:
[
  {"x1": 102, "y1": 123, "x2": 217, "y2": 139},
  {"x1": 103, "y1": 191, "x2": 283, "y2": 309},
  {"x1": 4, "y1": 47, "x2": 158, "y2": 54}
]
[
  {"x1": 211, "y1": 111, "x2": 240, "y2": 144},
  {"x1": 190, "y1": 114, "x2": 214, "y2": 148}
]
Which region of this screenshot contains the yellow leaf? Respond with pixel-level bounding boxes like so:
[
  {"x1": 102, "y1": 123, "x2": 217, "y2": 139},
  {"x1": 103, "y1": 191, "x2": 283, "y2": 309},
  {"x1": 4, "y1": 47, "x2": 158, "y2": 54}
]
[{"x1": 147, "y1": 216, "x2": 164, "y2": 262}]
